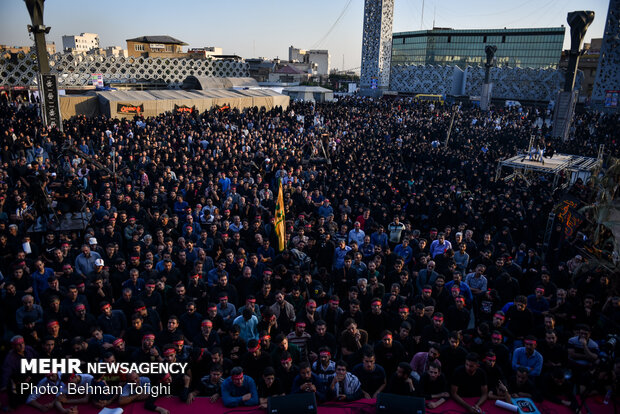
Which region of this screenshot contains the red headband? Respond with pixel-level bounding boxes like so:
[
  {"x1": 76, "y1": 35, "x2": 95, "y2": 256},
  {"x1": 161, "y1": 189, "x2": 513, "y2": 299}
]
[
  {"x1": 524, "y1": 339, "x2": 537, "y2": 345},
  {"x1": 371, "y1": 300, "x2": 382, "y2": 306},
  {"x1": 399, "y1": 307, "x2": 409, "y2": 312},
  {"x1": 163, "y1": 348, "x2": 176, "y2": 356},
  {"x1": 174, "y1": 340, "x2": 184, "y2": 346},
  {"x1": 113, "y1": 338, "x2": 124, "y2": 346},
  {"x1": 320, "y1": 351, "x2": 331, "y2": 357},
  {"x1": 232, "y1": 373, "x2": 244, "y2": 381},
  {"x1": 433, "y1": 315, "x2": 444, "y2": 322},
  {"x1": 75, "y1": 304, "x2": 86, "y2": 311},
  {"x1": 201, "y1": 320, "x2": 213, "y2": 327},
  {"x1": 484, "y1": 355, "x2": 497, "y2": 362},
  {"x1": 423, "y1": 288, "x2": 432, "y2": 293},
  {"x1": 100, "y1": 303, "x2": 111, "y2": 311},
  {"x1": 249, "y1": 344, "x2": 260, "y2": 352},
  {"x1": 12, "y1": 337, "x2": 25, "y2": 345},
  {"x1": 296, "y1": 322, "x2": 306, "y2": 328},
  {"x1": 383, "y1": 334, "x2": 393, "y2": 340},
  {"x1": 142, "y1": 334, "x2": 155, "y2": 341},
  {"x1": 492, "y1": 333, "x2": 503, "y2": 339},
  {"x1": 135, "y1": 306, "x2": 146, "y2": 312},
  {"x1": 329, "y1": 300, "x2": 339, "y2": 305},
  {"x1": 146, "y1": 283, "x2": 156, "y2": 288},
  {"x1": 494, "y1": 313, "x2": 505, "y2": 320},
  {"x1": 260, "y1": 334, "x2": 271, "y2": 341},
  {"x1": 455, "y1": 297, "x2": 465, "y2": 304},
  {"x1": 219, "y1": 296, "x2": 228, "y2": 301},
  {"x1": 208, "y1": 305, "x2": 217, "y2": 311},
  {"x1": 47, "y1": 321, "x2": 59, "y2": 328},
  {"x1": 247, "y1": 298, "x2": 256, "y2": 303},
  {"x1": 281, "y1": 357, "x2": 292, "y2": 363}
]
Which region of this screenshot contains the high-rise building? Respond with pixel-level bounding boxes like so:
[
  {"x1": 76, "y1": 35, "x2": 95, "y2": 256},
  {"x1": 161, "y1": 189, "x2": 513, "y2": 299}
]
[
  {"x1": 360, "y1": 0, "x2": 395, "y2": 93},
  {"x1": 591, "y1": 0, "x2": 620, "y2": 110},
  {"x1": 62, "y1": 33, "x2": 100, "y2": 53},
  {"x1": 392, "y1": 27, "x2": 565, "y2": 69}
]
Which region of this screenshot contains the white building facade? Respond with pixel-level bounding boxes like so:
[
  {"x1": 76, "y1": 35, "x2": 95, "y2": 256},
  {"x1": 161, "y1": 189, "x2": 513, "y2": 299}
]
[
  {"x1": 62, "y1": 33, "x2": 100, "y2": 52},
  {"x1": 288, "y1": 46, "x2": 330, "y2": 75}
]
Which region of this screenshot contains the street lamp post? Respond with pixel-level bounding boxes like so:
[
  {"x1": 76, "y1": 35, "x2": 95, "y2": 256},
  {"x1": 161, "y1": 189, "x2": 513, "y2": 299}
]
[
  {"x1": 24, "y1": 0, "x2": 62, "y2": 130},
  {"x1": 480, "y1": 45, "x2": 497, "y2": 111},
  {"x1": 552, "y1": 11, "x2": 595, "y2": 140},
  {"x1": 24, "y1": 0, "x2": 51, "y2": 74}
]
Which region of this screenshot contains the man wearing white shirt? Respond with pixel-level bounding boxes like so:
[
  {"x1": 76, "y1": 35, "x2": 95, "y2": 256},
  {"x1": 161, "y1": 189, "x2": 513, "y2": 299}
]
[
  {"x1": 55, "y1": 373, "x2": 93, "y2": 413},
  {"x1": 27, "y1": 372, "x2": 62, "y2": 412}
]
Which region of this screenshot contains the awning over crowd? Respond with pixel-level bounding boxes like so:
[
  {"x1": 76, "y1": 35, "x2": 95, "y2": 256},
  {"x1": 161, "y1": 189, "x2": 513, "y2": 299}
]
[
  {"x1": 181, "y1": 76, "x2": 258, "y2": 90},
  {"x1": 282, "y1": 86, "x2": 334, "y2": 102},
  {"x1": 59, "y1": 77, "x2": 289, "y2": 119}
]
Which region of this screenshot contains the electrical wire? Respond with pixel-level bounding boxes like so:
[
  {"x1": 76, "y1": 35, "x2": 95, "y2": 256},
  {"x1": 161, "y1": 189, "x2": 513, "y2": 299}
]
[
  {"x1": 311, "y1": 0, "x2": 354, "y2": 49},
  {"x1": 437, "y1": 0, "x2": 539, "y2": 19},
  {"x1": 502, "y1": 0, "x2": 558, "y2": 27}
]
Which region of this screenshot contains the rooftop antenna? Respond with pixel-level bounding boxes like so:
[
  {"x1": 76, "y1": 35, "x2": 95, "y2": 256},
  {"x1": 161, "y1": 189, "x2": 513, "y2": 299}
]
[
  {"x1": 433, "y1": 3, "x2": 436, "y2": 28},
  {"x1": 421, "y1": 0, "x2": 425, "y2": 29}
]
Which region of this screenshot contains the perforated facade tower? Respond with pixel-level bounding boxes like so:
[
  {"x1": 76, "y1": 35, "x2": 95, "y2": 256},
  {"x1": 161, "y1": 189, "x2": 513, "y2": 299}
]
[
  {"x1": 591, "y1": 0, "x2": 620, "y2": 110},
  {"x1": 360, "y1": 0, "x2": 394, "y2": 95}
]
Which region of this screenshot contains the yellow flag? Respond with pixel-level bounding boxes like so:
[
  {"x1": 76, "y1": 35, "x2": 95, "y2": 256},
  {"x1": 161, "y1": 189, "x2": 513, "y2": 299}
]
[{"x1": 275, "y1": 179, "x2": 286, "y2": 251}]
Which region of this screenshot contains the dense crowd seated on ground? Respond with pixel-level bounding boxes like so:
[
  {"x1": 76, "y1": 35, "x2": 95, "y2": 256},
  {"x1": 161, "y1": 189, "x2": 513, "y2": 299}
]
[{"x1": 0, "y1": 93, "x2": 618, "y2": 413}]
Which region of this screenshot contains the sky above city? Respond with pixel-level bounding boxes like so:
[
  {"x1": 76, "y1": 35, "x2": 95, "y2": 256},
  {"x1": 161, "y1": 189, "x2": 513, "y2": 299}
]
[{"x1": 0, "y1": 0, "x2": 610, "y2": 71}]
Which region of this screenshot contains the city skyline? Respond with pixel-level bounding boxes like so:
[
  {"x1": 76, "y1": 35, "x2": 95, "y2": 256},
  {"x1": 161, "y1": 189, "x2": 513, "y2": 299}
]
[{"x1": 0, "y1": 0, "x2": 610, "y2": 71}]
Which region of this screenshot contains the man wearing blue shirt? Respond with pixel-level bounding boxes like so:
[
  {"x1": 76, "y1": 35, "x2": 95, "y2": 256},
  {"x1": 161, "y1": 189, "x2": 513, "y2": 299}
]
[
  {"x1": 394, "y1": 238, "x2": 414, "y2": 265},
  {"x1": 221, "y1": 367, "x2": 259, "y2": 407},
  {"x1": 32, "y1": 259, "x2": 54, "y2": 303},
  {"x1": 430, "y1": 232, "x2": 452, "y2": 259},
  {"x1": 512, "y1": 336, "x2": 543, "y2": 377},
  {"x1": 371, "y1": 226, "x2": 388, "y2": 251}
]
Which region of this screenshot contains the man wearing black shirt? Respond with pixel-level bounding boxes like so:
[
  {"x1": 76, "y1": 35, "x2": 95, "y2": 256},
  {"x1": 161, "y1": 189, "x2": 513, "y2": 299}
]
[
  {"x1": 385, "y1": 362, "x2": 416, "y2": 396},
  {"x1": 352, "y1": 349, "x2": 386, "y2": 399},
  {"x1": 481, "y1": 351, "x2": 510, "y2": 403},
  {"x1": 450, "y1": 353, "x2": 488, "y2": 413},
  {"x1": 421, "y1": 313, "x2": 450, "y2": 350},
  {"x1": 257, "y1": 366, "x2": 284, "y2": 409},
  {"x1": 505, "y1": 296, "x2": 534, "y2": 343},
  {"x1": 418, "y1": 361, "x2": 449, "y2": 409},
  {"x1": 374, "y1": 329, "x2": 406, "y2": 375},
  {"x1": 439, "y1": 332, "x2": 468, "y2": 381}
]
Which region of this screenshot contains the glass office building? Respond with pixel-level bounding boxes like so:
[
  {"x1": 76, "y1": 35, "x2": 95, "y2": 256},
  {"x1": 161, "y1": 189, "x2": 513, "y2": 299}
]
[{"x1": 392, "y1": 27, "x2": 565, "y2": 69}]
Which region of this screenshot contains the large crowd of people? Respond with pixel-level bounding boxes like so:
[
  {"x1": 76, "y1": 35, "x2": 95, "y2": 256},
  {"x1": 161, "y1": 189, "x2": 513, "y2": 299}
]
[{"x1": 0, "y1": 93, "x2": 618, "y2": 413}]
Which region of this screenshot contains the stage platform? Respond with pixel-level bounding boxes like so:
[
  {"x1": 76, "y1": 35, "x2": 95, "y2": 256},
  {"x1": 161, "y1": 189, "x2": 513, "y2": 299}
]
[
  {"x1": 6, "y1": 395, "x2": 614, "y2": 414},
  {"x1": 495, "y1": 152, "x2": 602, "y2": 187}
]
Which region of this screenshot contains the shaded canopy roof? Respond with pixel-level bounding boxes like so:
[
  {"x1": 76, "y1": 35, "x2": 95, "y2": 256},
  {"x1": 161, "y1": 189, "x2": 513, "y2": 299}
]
[
  {"x1": 125, "y1": 36, "x2": 188, "y2": 45},
  {"x1": 282, "y1": 86, "x2": 333, "y2": 93},
  {"x1": 181, "y1": 76, "x2": 258, "y2": 90}
]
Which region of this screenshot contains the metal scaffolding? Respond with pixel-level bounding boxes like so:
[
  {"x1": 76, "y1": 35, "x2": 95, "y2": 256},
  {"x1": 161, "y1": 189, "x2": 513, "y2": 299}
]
[{"x1": 495, "y1": 148, "x2": 603, "y2": 188}]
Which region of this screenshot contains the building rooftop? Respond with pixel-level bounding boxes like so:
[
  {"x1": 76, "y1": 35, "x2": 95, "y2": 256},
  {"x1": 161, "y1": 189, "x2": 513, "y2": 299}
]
[
  {"x1": 126, "y1": 36, "x2": 188, "y2": 45},
  {"x1": 276, "y1": 65, "x2": 306, "y2": 75},
  {"x1": 394, "y1": 27, "x2": 565, "y2": 37}
]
